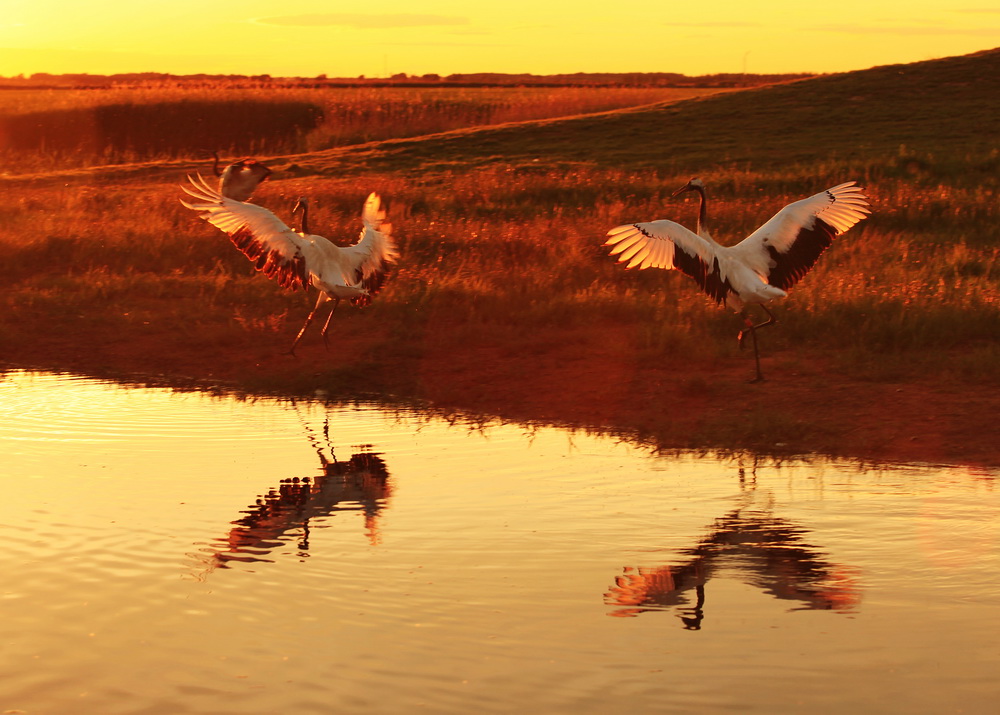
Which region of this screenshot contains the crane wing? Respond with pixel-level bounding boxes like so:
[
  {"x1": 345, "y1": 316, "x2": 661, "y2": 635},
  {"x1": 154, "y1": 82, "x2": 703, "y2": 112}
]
[
  {"x1": 219, "y1": 159, "x2": 271, "y2": 202},
  {"x1": 605, "y1": 220, "x2": 732, "y2": 304},
  {"x1": 731, "y1": 182, "x2": 871, "y2": 291},
  {"x1": 180, "y1": 173, "x2": 309, "y2": 291},
  {"x1": 336, "y1": 193, "x2": 399, "y2": 305}
]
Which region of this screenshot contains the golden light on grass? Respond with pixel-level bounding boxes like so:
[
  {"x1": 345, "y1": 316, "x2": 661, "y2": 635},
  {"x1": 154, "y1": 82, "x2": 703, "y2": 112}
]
[{"x1": 0, "y1": 48, "x2": 997, "y2": 411}]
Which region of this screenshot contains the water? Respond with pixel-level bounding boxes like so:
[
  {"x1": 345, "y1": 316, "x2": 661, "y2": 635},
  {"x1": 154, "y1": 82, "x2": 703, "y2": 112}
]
[{"x1": 1, "y1": 370, "x2": 998, "y2": 714}]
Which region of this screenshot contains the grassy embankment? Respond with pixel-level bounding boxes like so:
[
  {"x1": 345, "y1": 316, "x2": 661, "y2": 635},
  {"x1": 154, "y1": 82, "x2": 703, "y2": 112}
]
[
  {"x1": 0, "y1": 85, "x2": 722, "y2": 172},
  {"x1": 1, "y1": 49, "x2": 998, "y2": 461}
]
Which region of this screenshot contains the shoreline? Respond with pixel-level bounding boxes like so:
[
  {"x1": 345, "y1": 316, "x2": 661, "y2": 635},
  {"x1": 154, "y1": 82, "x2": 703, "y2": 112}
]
[{"x1": 5, "y1": 316, "x2": 998, "y2": 470}]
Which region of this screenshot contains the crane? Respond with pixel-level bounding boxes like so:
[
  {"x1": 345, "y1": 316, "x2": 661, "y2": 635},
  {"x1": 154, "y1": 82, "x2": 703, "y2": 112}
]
[
  {"x1": 181, "y1": 173, "x2": 397, "y2": 356},
  {"x1": 605, "y1": 178, "x2": 871, "y2": 382},
  {"x1": 209, "y1": 154, "x2": 272, "y2": 202}
]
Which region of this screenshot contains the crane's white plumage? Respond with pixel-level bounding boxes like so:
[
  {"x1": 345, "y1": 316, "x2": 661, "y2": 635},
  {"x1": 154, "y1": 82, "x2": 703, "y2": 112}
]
[
  {"x1": 181, "y1": 173, "x2": 397, "y2": 353},
  {"x1": 606, "y1": 181, "x2": 869, "y2": 310},
  {"x1": 605, "y1": 180, "x2": 871, "y2": 380}
]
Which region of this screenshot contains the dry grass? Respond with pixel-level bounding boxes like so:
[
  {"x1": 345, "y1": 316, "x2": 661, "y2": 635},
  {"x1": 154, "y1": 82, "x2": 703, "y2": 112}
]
[
  {"x1": 3, "y1": 163, "x2": 997, "y2": 381},
  {"x1": 1, "y1": 48, "x2": 999, "y2": 392},
  {"x1": 0, "y1": 86, "x2": 723, "y2": 173}
]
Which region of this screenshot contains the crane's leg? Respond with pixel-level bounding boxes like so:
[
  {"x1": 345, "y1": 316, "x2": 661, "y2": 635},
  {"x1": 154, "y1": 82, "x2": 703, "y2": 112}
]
[
  {"x1": 320, "y1": 298, "x2": 342, "y2": 350},
  {"x1": 287, "y1": 292, "x2": 327, "y2": 356},
  {"x1": 737, "y1": 306, "x2": 777, "y2": 383},
  {"x1": 747, "y1": 326, "x2": 765, "y2": 383}
]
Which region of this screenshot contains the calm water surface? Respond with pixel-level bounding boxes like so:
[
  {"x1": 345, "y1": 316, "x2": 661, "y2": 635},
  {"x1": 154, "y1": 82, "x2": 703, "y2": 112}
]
[{"x1": 1, "y1": 370, "x2": 998, "y2": 714}]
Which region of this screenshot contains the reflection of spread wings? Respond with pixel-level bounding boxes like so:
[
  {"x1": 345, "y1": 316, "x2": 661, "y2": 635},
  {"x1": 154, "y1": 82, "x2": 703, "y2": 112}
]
[
  {"x1": 193, "y1": 451, "x2": 391, "y2": 577},
  {"x1": 605, "y1": 507, "x2": 861, "y2": 623}
]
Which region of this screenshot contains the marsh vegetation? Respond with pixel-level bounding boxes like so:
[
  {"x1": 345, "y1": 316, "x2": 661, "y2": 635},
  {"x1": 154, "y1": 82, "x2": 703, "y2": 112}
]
[
  {"x1": 1, "y1": 49, "x2": 998, "y2": 459},
  {"x1": 0, "y1": 85, "x2": 722, "y2": 172}
]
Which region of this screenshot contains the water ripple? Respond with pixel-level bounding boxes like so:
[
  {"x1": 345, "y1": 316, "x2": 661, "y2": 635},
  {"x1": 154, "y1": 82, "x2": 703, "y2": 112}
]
[{"x1": 1, "y1": 369, "x2": 999, "y2": 715}]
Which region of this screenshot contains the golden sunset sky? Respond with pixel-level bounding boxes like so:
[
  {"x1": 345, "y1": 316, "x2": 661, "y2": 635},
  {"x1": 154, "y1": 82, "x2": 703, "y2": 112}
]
[{"x1": 1, "y1": 1, "x2": 997, "y2": 77}]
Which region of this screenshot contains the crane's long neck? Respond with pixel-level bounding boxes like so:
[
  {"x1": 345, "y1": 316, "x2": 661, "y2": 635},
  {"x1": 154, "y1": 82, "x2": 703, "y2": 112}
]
[
  {"x1": 693, "y1": 184, "x2": 708, "y2": 238},
  {"x1": 296, "y1": 201, "x2": 310, "y2": 235}
]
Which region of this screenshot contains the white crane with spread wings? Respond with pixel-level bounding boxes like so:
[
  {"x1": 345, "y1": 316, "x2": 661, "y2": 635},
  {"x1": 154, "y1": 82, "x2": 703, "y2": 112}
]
[
  {"x1": 605, "y1": 179, "x2": 871, "y2": 381},
  {"x1": 182, "y1": 172, "x2": 397, "y2": 356}
]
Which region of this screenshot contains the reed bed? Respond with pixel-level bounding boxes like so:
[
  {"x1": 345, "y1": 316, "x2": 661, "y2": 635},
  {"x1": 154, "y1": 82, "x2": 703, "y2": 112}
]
[{"x1": 0, "y1": 86, "x2": 720, "y2": 173}]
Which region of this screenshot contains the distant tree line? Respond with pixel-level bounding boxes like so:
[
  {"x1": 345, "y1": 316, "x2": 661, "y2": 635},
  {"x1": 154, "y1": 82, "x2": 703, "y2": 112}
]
[{"x1": 0, "y1": 70, "x2": 814, "y2": 90}]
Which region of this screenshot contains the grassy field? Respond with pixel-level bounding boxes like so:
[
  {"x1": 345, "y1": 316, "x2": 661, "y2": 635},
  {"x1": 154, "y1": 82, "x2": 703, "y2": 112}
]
[
  {"x1": 1, "y1": 48, "x2": 998, "y2": 462},
  {"x1": 0, "y1": 85, "x2": 723, "y2": 172}
]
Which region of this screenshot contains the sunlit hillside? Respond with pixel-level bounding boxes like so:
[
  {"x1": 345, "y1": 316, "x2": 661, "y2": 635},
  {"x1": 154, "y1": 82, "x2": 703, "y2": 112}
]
[
  {"x1": 263, "y1": 47, "x2": 998, "y2": 181},
  {"x1": 6, "y1": 48, "x2": 996, "y2": 185}
]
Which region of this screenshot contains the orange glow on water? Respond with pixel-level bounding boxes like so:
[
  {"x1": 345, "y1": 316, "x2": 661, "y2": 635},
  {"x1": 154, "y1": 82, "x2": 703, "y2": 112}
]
[{"x1": 3, "y1": 372, "x2": 1000, "y2": 713}]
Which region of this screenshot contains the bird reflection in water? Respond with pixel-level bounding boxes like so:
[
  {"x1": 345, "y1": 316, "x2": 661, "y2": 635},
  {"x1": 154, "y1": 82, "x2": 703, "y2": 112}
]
[
  {"x1": 193, "y1": 409, "x2": 391, "y2": 576},
  {"x1": 605, "y1": 466, "x2": 860, "y2": 627}
]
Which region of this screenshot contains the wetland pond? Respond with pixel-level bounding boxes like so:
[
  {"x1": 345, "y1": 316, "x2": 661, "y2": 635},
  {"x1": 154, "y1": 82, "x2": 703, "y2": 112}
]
[{"x1": 1, "y1": 370, "x2": 998, "y2": 714}]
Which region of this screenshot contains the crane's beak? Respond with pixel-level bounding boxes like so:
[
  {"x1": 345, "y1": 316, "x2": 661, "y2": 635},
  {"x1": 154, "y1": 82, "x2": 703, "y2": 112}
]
[{"x1": 672, "y1": 183, "x2": 695, "y2": 198}]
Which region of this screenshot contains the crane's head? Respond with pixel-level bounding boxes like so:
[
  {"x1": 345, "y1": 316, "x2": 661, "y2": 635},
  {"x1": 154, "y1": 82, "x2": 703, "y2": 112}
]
[{"x1": 672, "y1": 177, "x2": 705, "y2": 197}]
